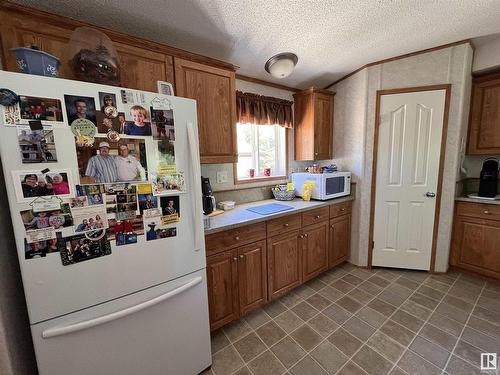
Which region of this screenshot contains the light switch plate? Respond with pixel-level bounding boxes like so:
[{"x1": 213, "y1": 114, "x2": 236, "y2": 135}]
[{"x1": 216, "y1": 171, "x2": 228, "y2": 184}]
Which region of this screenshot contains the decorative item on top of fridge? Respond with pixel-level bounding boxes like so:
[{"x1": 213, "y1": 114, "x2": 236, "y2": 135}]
[
  {"x1": 67, "y1": 27, "x2": 121, "y2": 86},
  {"x1": 10, "y1": 46, "x2": 61, "y2": 77}
]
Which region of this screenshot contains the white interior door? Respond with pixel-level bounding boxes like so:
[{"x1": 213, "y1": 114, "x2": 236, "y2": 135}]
[{"x1": 372, "y1": 89, "x2": 446, "y2": 270}]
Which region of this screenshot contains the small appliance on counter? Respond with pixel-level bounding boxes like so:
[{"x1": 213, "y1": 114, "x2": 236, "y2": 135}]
[
  {"x1": 218, "y1": 201, "x2": 235, "y2": 211},
  {"x1": 201, "y1": 176, "x2": 216, "y2": 214},
  {"x1": 292, "y1": 171, "x2": 351, "y2": 200},
  {"x1": 467, "y1": 158, "x2": 500, "y2": 200}
]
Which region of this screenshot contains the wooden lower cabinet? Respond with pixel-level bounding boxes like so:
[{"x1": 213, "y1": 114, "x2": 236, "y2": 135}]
[
  {"x1": 329, "y1": 214, "x2": 351, "y2": 267},
  {"x1": 206, "y1": 250, "x2": 239, "y2": 331},
  {"x1": 451, "y1": 214, "x2": 500, "y2": 279},
  {"x1": 206, "y1": 240, "x2": 267, "y2": 330},
  {"x1": 237, "y1": 240, "x2": 267, "y2": 316},
  {"x1": 206, "y1": 200, "x2": 353, "y2": 329},
  {"x1": 267, "y1": 230, "x2": 302, "y2": 300},
  {"x1": 302, "y1": 221, "x2": 329, "y2": 282}
]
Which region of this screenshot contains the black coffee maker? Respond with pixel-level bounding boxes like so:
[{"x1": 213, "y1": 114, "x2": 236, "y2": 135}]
[
  {"x1": 478, "y1": 158, "x2": 499, "y2": 198},
  {"x1": 201, "y1": 176, "x2": 216, "y2": 215}
]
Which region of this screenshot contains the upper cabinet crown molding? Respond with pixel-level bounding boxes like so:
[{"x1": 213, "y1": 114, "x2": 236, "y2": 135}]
[
  {"x1": 467, "y1": 72, "x2": 500, "y2": 155},
  {"x1": 293, "y1": 87, "x2": 335, "y2": 161}
]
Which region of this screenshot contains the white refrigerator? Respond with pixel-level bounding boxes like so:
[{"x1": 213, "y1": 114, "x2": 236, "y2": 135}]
[{"x1": 0, "y1": 71, "x2": 211, "y2": 375}]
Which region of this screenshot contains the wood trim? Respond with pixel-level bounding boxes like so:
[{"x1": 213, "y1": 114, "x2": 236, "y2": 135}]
[
  {"x1": 323, "y1": 40, "x2": 471, "y2": 89},
  {"x1": 0, "y1": 2, "x2": 237, "y2": 72},
  {"x1": 368, "y1": 84, "x2": 452, "y2": 272},
  {"x1": 236, "y1": 74, "x2": 300, "y2": 93}
]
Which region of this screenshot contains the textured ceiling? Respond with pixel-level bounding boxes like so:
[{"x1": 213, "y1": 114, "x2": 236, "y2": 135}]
[{"x1": 12, "y1": 0, "x2": 500, "y2": 89}]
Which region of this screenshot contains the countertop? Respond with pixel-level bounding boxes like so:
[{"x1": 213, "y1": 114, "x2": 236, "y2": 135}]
[
  {"x1": 204, "y1": 195, "x2": 354, "y2": 235},
  {"x1": 455, "y1": 196, "x2": 500, "y2": 205}
]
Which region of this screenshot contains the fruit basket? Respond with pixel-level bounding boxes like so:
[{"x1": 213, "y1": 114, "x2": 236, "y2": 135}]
[{"x1": 272, "y1": 186, "x2": 296, "y2": 201}]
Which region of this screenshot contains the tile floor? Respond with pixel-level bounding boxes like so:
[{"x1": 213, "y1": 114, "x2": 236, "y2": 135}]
[{"x1": 203, "y1": 263, "x2": 500, "y2": 375}]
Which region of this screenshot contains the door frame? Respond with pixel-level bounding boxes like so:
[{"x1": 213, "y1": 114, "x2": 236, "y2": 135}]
[{"x1": 367, "y1": 84, "x2": 452, "y2": 272}]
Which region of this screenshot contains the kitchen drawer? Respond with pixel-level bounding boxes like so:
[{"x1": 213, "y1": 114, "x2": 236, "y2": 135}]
[
  {"x1": 455, "y1": 201, "x2": 500, "y2": 221},
  {"x1": 330, "y1": 201, "x2": 352, "y2": 218},
  {"x1": 302, "y1": 207, "x2": 329, "y2": 227},
  {"x1": 267, "y1": 213, "x2": 302, "y2": 237},
  {"x1": 205, "y1": 222, "x2": 267, "y2": 255}
]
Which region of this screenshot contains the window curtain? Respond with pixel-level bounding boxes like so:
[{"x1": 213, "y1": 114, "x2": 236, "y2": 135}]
[{"x1": 236, "y1": 91, "x2": 293, "y2": 128}]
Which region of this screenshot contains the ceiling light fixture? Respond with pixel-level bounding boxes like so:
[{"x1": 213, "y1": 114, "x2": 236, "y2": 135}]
[{"x1": 265, "y1": 52, "x2": 298, "y2": 79}]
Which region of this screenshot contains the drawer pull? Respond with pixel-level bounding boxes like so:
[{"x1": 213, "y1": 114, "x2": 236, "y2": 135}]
[
  {"x1": 484, "y1": 210, "x2": 490, "y2": 214},
  {"x1": 284, "y1": 223, "x2": 289, "y2": 227},
  {"x1": 299, "y1": 234, "x2": 304, "y2": 239},
  {"x1": 340, "y1": 208, "x2": 346, "y2": 211},
  {"x1": 232, "y1": 257, "x2": 237, "y2": 261},
  {"x1": 235, "y1": 236, "x2": 240, "y2": 241},
  {"x1": 315, "y1": 215, "x2": 321, "y2": 219},
  {"x1": 304, "y1": 233, "x2": 309, "y2": 237},
  {"x1": 239, "y1": 254, "x2": 244, "y2": 259}
]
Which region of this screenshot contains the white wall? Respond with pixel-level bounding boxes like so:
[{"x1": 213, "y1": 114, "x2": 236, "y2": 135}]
[
  {"x1": 472, "y1": 33, "x2": 500, "y2": 74},
  {"x1": 332, "y1": 43, "x2": 473, "y2": 272},
  {"x1": 201, "y1": 79, "x2": 338, "y2": 192}
]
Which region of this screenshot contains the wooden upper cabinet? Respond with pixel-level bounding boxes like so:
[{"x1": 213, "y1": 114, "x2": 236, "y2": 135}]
[
  {"x1": 115, "y1": 43, "x2": 174, "y2": 92},
  {"x1": 467, "y1": 73, "x2": 500, "y2": 154},
  {"x1": 174, "y1": 58, "x2": 237, "y2": 164},
  {"x1": 294, "y1": 88, "x2": 335, "y2": 161},
  {"x1": 237, "y1": 240, "x2": 267, "y2": 315},
  {"x1": 301, "y1": 221, "x2": 329, "y2": 282},
  {"x1": 267, "y1": 230, "x2": 302, "y2": 300}
]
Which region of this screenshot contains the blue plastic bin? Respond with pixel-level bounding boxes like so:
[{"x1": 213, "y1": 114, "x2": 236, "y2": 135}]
[{"x1": 10, "y1": 47, "x2": 60, "y2": 77}]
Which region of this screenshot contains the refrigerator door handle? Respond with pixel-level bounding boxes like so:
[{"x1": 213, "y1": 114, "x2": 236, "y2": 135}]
[
  {"x1": 41, "y1": 276, "x2": 203, "y2": 339},
  {"x1": 186, "y1": 121, "x2": 203, "y2": 252}
]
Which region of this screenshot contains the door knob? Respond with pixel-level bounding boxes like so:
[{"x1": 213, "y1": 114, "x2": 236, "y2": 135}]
[{"x1": 425, "y1": 192, "x2": 436, "y2": 198}]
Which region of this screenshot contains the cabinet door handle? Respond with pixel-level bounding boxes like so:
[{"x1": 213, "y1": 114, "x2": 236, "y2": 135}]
[
  {"x1": 340, "y1": 208, "x2": 346, "y2": 211},
  {"x1": 232, "y1": 257, "x2": 237, "y2": 261},
  {"x1": 299, "y1": 234, "x2": 304, "y2": 239},
  {"x1": 234, "y1": 236, "x2": 240, "y2": 241},
  {"x1": 484, "y1": 210, "x2": 490, "y2": 214},
  {"x1": 239, "y1": 254, "x2": 244, "y2": 259},
  {"x1": 315, "y1": 215, "x2": 321, "y2": 219},
  {"x1": 314, "y1": 152, "x2": 318, "y2": 156},
  {"x1": 284, "y1": 223, "x2": 289, "y2": 227},
  {"x1": 304, "y1": 233, "x2": 309, "y2": 237}
]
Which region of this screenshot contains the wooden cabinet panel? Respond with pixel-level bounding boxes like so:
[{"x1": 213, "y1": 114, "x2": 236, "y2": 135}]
[
  {"x1": 314, "y1": 93, "x2": 334, "y2": 159},
  {"x1": 267, "y1": 230, "x2": 302, "y2": 300},
  {"x1": 302, "y1": 221, "x2": 329, "y2": 282},
  {"x1": 206, "y1": 250, "x2": 239, "y2": 331},
  {"x1": 302, "y1": 207, "x2": 329, "y2": 227},
  {"x1": 455, "y1": 201, "x2": 500, "y2": 221},
  {"x1": 467, "y1": 73, "x2": 500, "y2": 154},
  {"x1": 267, "y1": 213, "x2": 302, "y2": 237},
  {"x1": 451, "y1": 215, "x2": 500, "y2": 278},
  {"x1": 174, "y1": 58, "x2": 237, "y2": 164},
  {"x1": 205, "y1": 222, "x2": 266, "y2": 256},
  {"x1": 115, "y1": 43, "x2": 174, "y2": 92},
  {"x1": 293, "y1": 88, "x2": 335, "y2": 161},
  {"x1": 237, "y1": 240, "x2": 267, "y2": 315},
  {"x1": 329, "y1": 215, "x2": 351, "y2": 268},
  {"x1": 330, "y1": 201, "x2": 352, "y2": 218}
]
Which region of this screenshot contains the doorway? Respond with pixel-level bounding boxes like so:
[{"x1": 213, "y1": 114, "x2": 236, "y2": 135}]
[{"x1": 369, "y1": 85, "x2": 451, "y2": 271}]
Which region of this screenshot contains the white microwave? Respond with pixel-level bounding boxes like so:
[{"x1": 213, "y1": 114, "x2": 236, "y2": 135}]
[{"x1": 292, "y1": 172, "x2": 351, "y2": 200}]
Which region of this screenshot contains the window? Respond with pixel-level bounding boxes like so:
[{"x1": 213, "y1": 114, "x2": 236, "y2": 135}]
[{"x1": 236, "y1": 122, "x2": 286, "y2": 180}]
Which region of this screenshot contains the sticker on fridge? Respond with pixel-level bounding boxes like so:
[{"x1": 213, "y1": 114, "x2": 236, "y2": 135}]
[
  {"x1": 160, "y1": 195, "x2": 180, "y2": 224},
  {"x1": 21, "y1": 203, "x2": 73, "y2": 230},
  {"x1": 107, "y1": 215, "x2": 144, "y2": 241},
  {"x1": 12, "y1": 169, "x2": 75, "y2": 202},
  {"x1": 76, "y1": 137, "x2": 148, "y2": 184},
  {"x1": 59, "y1": 234, "x2": 112, "y2": 266},
  {"x1": 150, "y1": 108, "x2": 175, "y2": 141},
  {"x1": 24, "y1": 233, "x2": 63, "y2": 259},
  {"x1": 72, "y1": 206, "x2": 107, "y2": 234},
  {"x1": 144, "y1": 216, "x2": 177, "y2": 241}
]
